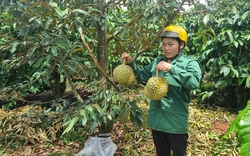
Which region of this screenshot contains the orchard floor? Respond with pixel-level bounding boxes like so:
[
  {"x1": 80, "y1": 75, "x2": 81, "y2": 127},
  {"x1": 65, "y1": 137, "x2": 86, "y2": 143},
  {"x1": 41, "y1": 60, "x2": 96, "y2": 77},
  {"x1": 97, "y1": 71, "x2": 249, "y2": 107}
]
[{"x1": 1, "y1": 103, "x2": 239, "y2": 156}]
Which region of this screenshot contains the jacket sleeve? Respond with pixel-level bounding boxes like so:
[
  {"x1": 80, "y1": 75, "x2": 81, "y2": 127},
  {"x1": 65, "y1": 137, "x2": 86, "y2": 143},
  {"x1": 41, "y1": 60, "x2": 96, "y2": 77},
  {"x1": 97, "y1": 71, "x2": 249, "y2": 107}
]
[
  {"x1": 128, "y1": 59, "x2": 159, "y2": 83},
  {"x1": 168, "y1": 60, "x2": 202, "y2": 90}
]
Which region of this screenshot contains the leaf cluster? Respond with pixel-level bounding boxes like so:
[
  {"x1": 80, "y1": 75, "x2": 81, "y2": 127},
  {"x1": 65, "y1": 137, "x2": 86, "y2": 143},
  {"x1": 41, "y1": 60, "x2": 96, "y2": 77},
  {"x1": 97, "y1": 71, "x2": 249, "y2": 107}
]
[
  {"x1": 182, "y1": 0, "x2": 250, "y2": 107},
  {"x1": 223, "y1": 100, "x2": 250, "y2": 156},
  {"x1": 0, "y1": 1, "x2": 98, "y2": 102},
  {"x1": 62, "y1": 79, "x2": 147, "y2": 135}
]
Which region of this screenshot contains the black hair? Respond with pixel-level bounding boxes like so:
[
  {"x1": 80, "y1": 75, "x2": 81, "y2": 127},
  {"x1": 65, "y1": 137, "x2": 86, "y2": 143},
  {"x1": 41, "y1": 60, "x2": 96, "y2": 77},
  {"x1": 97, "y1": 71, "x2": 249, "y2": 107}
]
[{"x1": 161, "y1": 37, "x2": 185, "y2": 51}]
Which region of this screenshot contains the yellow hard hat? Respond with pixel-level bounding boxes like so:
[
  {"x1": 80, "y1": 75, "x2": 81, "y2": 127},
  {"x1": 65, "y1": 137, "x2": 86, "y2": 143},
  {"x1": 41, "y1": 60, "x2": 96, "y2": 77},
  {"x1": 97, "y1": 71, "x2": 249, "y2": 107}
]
[{"x1": 160, "y1": 25, "x2": 188, "y2": 44}]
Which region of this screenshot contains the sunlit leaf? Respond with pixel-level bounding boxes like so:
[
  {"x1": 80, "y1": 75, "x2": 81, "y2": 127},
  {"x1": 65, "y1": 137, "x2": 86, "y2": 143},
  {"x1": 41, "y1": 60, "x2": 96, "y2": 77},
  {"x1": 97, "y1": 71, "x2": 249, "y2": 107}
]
[
  {"x1": 93, "y1": 104, "x2": 103, "y2": 114},
  {"x1": 226, "y1": 30, "x2": 234, "y2": 43},
  {"x1": 10, "y1": 41, "x2": 20, "y2": 53},
  {"x1": 224, "y1": 101, "x2": 250, "y2": 138},
  {"x1": 29, "y1": 16, "x2": 37, "y2": 22},
  {"x1": 220, "y1": 66, "x2": 230, "y2": 76},
  {"x1": 73, "y1": 9, "x2": 89, "y2": 15},
  {"x1": 62, "y1": 117, "x2": 79, "y2": 135},
  {"x1": 49, "y1": 2, "x2": 58, "y2": 7},
  {"x1": 86, "y1": 105, "x2": 93, "y2": 112},
  {"x1": 55, "y1": 8, "x2": 63, "y2": 17},
  {"x1": 51, "y1": 46, "x2": 58, "y2": 56},
  {"x1": 80, "y1": 110, "x2": 88, "y2": 126},
  {"x1": 242, "y1": 11, "x2": 250, "y2": 20},
  {"x1": 56, "y1": 42, "x2": 66, "y2": 49},
  {"x1": 203, "y1": 14, "x2": 210, "y2": 25},
  {"x1": 230, "y1": 68, "x2": 239, "y2": 78},
  {"x1": 233, "y1": 41, "x2": 238, "y2": 48},
  {"x1": 246, "y1": 76, "x2": 250, "y2": 88}
]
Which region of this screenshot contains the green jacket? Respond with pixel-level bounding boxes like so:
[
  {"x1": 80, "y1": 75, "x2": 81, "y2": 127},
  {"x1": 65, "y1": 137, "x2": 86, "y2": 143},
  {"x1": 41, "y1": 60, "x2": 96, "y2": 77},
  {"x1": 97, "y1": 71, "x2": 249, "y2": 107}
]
[{"x1": 129, "y1": 53, "x2": 202, "y2": 134}]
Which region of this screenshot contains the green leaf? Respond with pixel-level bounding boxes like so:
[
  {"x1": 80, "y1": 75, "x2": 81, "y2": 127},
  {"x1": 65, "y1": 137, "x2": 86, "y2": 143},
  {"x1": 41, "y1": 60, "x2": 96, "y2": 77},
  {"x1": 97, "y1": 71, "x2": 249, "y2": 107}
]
[
  {"x1": 107, "y1": 114, "x2": 112, "y2": 120},
  {"x1": 128, "y1": 101, "x2": 141, "y2": 114},
  {"x1": 245, "y1": 34, "x2": 250, "y2": 41},
  {"x1": 238, "y1": 77, "x2": 247, "y2": 85},
  {"x1": 55, "y1": 8, "x2": 63, "y2": 17},
  {"x1": 226, "y1": 30, "x2": 234, "y2": 43},
  {"x1": 56, "y1": 42, "x2": 66, "y2": 49},
  {"x1": 22, "y1": 2, "x2": 40, "y2": 14},
  {"x1": 93, "y1": 104, "x2": 103, "y2": 114},
  {"x1": 202, "y1": 35, "x2": 207, "y2": 45},
  {"x1": 238, "y1": 39, "x2": 244, "y2": 46},
  {"x1": 88, "y1": 6, "x2": 102, "y2": 13},
  {"x1": 167, "y1": 2, "x2": 180, "y2": 8},
  {"x1": 224, "y1": 100, "x2": 250, "y2": 138},
  {"x1": 203, "y1": 14, "x2": 210, "y2": 25},
  {"x1": 246, "y1": 76, "x2": 250, "y2": 88},
  {"x1": 73, "y1": 9, "x2": 89, "y2": 15},
  {"x1": 130, "y1": 109, "x2": 144, "y2": 128},
  {"x1": 29, "y1": 16, "x2": 37, "y2": 22},
  {"x1": 67, "y1": 63, "x2": 77, "y2": 72},
  {"x1": 201, "y1": 91, "x2": 214, "y2": 101},
  {"x1": 106, "y1": 93, "x2": 112, "y2": 102},
  {"x1": 231, "y1": 68, "x2": 239, "y2": 78},
  {"x1": 239, "y1": 142, "x2": 250, "y2": 156},
  {"x1": 86, "y1": 105, "x2": 93, "y2": 112},
  {"x1": 233, "y1": 41, "x2": 238, "y2": 48},
  {"x1": 51, "y1": 46, "x2": 58, "y2": 56},
  {"x1": 220, "y1": 65, "x2": 230, "y2": 76},
  {"x1": 242, "y1": 11, "x2": 250, "y2": 20},
  {"x1": 11, "y1": 41, "x2": 20, "y2": 53},
  {"x1": 62, "y1": 117, "x2": 79, "y2": 135},
  {"x1": 49, "y1": 2, "x2": 58, "y2": 7},
  {"x1": 215, "y1": 80, "x2": 224, "y2": 88},
  {"x1": 41, "y1": 31, "x2": 51, "y2": 39},
  {"x1": 78, "y1": 27, "x2": 83, "y2": 34},
  {"x1": 80, "y1": 110, "x2": 88, "y2": 126}
]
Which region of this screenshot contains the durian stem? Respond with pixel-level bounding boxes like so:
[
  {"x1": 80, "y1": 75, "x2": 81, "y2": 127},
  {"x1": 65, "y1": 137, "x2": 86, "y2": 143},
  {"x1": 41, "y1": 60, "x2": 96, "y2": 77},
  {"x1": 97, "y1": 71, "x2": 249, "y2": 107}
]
[
  {"x1": 156, "y1": 69, "x2": 159, "y2": 77},
  {"x1": 122, "y1": 59, "x2": 126, "y2": 64}
]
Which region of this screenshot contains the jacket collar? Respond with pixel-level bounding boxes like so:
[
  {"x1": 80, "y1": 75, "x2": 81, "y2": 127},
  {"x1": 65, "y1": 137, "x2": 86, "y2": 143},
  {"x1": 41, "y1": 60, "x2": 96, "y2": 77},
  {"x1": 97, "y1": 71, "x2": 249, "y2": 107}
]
[{"x1": 161, "y1": 52, "x2": 184, "y2": 64}]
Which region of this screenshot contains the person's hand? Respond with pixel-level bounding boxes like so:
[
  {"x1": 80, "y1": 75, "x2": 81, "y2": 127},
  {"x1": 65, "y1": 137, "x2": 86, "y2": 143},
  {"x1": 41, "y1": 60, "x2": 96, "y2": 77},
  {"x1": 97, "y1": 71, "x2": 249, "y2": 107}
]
[
  {"x1": 121, "y1": 52, "x2": 133, "y2": 64},
  {"x1": 155, "y1": 61, "x2": 171, "y2": 72}
]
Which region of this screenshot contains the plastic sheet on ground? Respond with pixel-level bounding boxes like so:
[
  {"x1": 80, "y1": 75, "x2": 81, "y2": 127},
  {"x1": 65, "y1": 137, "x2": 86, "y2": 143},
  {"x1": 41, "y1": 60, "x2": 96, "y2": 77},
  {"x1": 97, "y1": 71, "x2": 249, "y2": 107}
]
[{"x1": 75, "y1": 134, "x2": 117, "y2": 156}]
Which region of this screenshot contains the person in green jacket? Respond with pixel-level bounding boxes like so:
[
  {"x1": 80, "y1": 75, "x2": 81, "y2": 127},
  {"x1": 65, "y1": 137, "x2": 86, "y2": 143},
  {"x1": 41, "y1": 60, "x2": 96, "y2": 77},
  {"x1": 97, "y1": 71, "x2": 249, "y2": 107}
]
[{"x1": 121, "y1": 25, "x2": 202, "y2": 156}]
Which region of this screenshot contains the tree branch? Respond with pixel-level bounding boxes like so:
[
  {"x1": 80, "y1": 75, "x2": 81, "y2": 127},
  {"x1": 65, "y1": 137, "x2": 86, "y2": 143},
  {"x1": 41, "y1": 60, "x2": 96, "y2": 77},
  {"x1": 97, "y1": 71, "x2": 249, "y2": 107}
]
[
  {"x1": 107, "y1": 10, "x2": 145, "y2": 42},
  {"x1": 80, "y1": 32, "x2": 120, "y2": 91}
]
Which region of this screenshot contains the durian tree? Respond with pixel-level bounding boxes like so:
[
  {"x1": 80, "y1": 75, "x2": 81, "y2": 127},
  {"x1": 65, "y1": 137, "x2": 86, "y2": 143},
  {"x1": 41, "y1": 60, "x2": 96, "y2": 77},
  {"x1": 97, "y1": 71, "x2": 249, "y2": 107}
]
[
  {"x1": 0, "y1": 0, "x2": 94, "y2": 101},
  {"x1": 67, "y1": 0, "x2": 199, "y2": 135},
  {"x1": 0, "y1": 0, "x2": 201, "y2": 141}
]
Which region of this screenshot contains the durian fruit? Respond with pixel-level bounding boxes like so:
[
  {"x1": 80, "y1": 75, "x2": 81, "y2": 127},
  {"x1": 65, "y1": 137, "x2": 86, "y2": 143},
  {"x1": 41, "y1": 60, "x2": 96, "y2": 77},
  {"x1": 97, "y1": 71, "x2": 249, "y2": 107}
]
[
  {"x1": 124, "y1": 133, "x2": 133, "y2": 142},
  {"x1": 113, "y1": 61, "x2": 135, "y2": 87},
  {"x1": 144, "y1": 69, "x2": 168, "y2": 100}
]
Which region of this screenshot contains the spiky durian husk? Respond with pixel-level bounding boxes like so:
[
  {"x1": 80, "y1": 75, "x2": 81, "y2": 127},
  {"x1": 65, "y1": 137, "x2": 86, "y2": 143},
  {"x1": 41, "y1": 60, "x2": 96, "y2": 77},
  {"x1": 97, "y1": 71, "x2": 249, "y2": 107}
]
[
  {"x1": 144, "y1": 77, "x2": 168, "y2": 100},
  {"x1": 113, "y1": 64, "x2": 135, "y2": 87}
]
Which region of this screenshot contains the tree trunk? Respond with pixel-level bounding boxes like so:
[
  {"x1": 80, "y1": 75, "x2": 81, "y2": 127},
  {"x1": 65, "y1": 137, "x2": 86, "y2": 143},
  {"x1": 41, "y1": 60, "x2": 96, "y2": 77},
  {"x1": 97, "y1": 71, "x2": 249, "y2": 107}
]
[
  {"x1": 236, "y1": 85, "x2": 250, "y2": 108},
  {"x1": 96, "y1": 0, "x2": 110, "y2": 134},
  {"x1": 51, "y1": 67, "x2": 66, "y2": 99}
]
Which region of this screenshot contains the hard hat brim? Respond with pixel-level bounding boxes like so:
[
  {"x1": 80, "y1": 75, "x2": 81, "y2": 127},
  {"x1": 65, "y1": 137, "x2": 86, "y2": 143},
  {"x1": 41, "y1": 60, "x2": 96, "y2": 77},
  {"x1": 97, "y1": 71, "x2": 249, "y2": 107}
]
[{"x1": 160, "y1": 31, "x2": 179, "y2": 38}]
